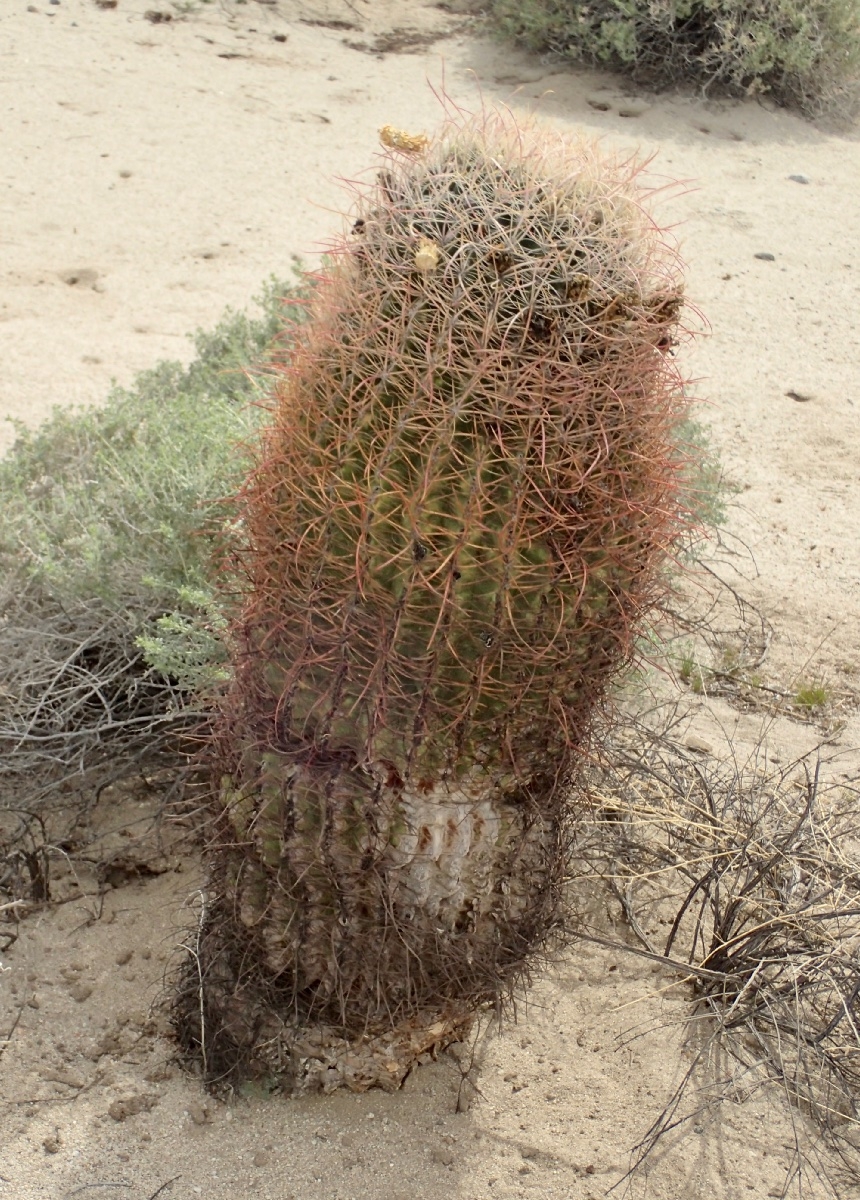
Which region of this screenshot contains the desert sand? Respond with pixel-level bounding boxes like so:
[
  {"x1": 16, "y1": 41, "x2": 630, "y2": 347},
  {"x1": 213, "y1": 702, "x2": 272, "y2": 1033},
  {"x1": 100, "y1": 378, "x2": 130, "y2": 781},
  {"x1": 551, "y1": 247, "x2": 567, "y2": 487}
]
[{"x1": 1, "y1": 2, "x2": 859, "y2": 1198}]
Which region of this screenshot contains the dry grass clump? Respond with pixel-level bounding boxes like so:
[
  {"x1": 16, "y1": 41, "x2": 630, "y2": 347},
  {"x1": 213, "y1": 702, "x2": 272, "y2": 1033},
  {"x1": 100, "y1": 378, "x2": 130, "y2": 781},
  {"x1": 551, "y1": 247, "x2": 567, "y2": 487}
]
[
  {"x1": 490, "y1": 0, "x2": 860, "y2": 118},
  {"x1": 573, "y1": 718, "x2": 860, "y2": 1191}
]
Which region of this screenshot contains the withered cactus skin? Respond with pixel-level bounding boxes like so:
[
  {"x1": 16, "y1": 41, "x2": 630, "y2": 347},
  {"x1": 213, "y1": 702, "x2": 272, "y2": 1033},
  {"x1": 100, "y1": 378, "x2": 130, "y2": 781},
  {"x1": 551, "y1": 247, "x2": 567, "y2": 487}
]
[{"x1": 175, "y1": 108, "x2": 691, "y2": 1093}]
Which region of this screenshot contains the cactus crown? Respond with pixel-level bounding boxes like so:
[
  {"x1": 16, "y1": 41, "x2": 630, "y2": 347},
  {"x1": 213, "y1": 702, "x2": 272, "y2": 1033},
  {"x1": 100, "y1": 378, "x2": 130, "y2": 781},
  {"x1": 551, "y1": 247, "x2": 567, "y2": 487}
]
[{"x1": 229, "y1": 107, "x2": 689, "y2": 788}]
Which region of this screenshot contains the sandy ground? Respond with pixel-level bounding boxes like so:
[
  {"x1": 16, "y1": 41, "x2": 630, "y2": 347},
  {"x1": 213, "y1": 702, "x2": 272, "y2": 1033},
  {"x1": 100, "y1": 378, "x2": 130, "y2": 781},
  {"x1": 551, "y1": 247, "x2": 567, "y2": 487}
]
[{"x1": 1, "y1": 1, "x2": 859, "y2": 1198}]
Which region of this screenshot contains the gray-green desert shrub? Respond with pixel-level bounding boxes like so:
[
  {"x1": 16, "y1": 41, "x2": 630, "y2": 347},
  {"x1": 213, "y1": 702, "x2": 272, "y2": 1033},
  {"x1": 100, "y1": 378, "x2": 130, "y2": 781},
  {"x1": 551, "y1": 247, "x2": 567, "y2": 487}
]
[
  {"x1": 0, "y1": 274, "x2": 307, "y2": 688},
  {"x1": 489, "y1": 0, "x2": 860, "y2": 117},
  {"x1": 0, "y1": 274, "x2": 308, "y2": 813}
]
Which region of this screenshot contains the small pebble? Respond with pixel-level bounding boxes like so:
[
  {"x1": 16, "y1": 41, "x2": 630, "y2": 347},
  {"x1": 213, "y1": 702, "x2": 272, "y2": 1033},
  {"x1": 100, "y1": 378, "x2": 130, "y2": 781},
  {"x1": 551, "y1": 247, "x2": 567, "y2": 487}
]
[
  {"x1": 754, "y1": 252, "x2": 776, "y2": 261},
  {"x1": 187, "y1": 1100, "x2": 209, "y2": 1126},
  {"x1": 253, "y1": 1150, "x2": 270, "y2": 1167},
  {"x1": 69, "y1": 983, "x2": 93, "y2": 1003},
  {"x1": 788, "y1": 174, "x2": 810, "y2": 184},
  {"x1": 108, "y1": 1093, "x2": 158, "y2": 1121},
  {"x1": 685, "y1": 735, "x2": 713, "y2": 754},
  {"x1": 786, "y1": 389, "x2": 813, "y2": 402},
  {"x1": 43, "y1": 1136, "x2": 61, "y2": 1154},
  {"x1": 115, "y1": 949, "x2": 133, "y2": 965},
  {"x1": 143, "y1": 1062, "x2": 174, "y2": 1083}
]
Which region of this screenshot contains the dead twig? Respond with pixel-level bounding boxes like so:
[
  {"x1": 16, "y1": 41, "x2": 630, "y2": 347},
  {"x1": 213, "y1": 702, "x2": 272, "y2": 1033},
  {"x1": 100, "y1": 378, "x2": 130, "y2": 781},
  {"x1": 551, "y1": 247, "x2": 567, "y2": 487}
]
[
  {"x1": 146, "y1": 1177, "x2": 182, "y2": 1200},
  {"x1": 0, "y1": 1004, "x2": 25, "y2": 1066}
]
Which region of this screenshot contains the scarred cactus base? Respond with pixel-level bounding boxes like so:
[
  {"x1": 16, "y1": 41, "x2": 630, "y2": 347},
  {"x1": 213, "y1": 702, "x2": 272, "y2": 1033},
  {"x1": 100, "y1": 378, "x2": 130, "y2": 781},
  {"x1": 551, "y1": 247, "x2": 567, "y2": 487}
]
[
  {"x1": 173, "y1": 754, "x2": 560, "y2": 1091},
  {"x1": 234, "y1": 1010, "x2": 469, "y2": 1096}
]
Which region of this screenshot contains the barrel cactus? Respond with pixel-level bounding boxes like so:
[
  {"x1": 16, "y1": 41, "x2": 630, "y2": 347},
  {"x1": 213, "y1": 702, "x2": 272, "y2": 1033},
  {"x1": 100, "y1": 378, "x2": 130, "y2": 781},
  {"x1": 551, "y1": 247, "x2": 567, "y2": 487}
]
[{"x1": 174, "y1": 107, "x2": 692, "y2": 1093}]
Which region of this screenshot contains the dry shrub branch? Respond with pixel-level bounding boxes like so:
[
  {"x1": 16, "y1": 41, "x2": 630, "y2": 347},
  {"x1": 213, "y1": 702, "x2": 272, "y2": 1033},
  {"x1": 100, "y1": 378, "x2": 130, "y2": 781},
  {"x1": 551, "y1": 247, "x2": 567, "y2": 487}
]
[{"x1": 574, "y1": 718, "x2": 860, "y2": 1192}]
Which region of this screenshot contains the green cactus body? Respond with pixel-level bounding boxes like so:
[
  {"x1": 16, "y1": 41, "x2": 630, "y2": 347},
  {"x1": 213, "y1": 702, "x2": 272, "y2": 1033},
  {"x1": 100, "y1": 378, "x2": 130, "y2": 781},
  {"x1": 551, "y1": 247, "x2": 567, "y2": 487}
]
[{"x1": 176, "y1": 108, "x2": 691, "y2": 1092}]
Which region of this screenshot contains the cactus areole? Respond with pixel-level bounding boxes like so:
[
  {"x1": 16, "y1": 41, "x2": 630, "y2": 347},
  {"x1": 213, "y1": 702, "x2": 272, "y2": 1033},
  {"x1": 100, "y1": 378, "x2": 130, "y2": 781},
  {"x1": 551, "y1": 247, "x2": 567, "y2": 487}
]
[{"x1": 174, "y1": 107, "x2": 692, "y2": 1094}]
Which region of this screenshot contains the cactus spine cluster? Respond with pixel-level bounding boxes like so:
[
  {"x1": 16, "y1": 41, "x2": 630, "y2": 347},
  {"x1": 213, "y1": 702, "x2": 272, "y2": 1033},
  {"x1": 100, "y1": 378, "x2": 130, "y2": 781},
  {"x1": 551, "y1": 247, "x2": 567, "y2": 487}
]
[{"x1": 174, "y1": 106, "x2": 691, "y2": 1093}]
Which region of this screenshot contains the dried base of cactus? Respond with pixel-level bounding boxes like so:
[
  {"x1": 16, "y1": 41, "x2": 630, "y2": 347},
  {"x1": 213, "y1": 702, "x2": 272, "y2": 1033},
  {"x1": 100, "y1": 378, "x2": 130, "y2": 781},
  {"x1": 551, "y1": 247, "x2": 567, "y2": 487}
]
[
  {"x1": 171, "y1": 753, "x2": 564, "y2": 1094},
  {"x1": 236, "y1": 1009, "x2": 471, "y2": 1096},
  {"x1": 171, "y1": 894, "x2": 479, "y2": 1095},
  {"x1": 173, "y1": 949, "x2": 472, "y2": 1095}
]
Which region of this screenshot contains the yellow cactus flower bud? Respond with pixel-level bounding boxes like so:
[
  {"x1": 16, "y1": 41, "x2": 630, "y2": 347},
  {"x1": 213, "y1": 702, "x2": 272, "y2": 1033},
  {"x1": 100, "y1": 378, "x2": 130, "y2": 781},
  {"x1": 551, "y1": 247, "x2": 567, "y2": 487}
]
[
  {"x1": 380, "y1": 125, "x2": 429, "y2": 154},
  {"x1": 414, "y1": 238, "x2": 440, "y2": 272}
]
